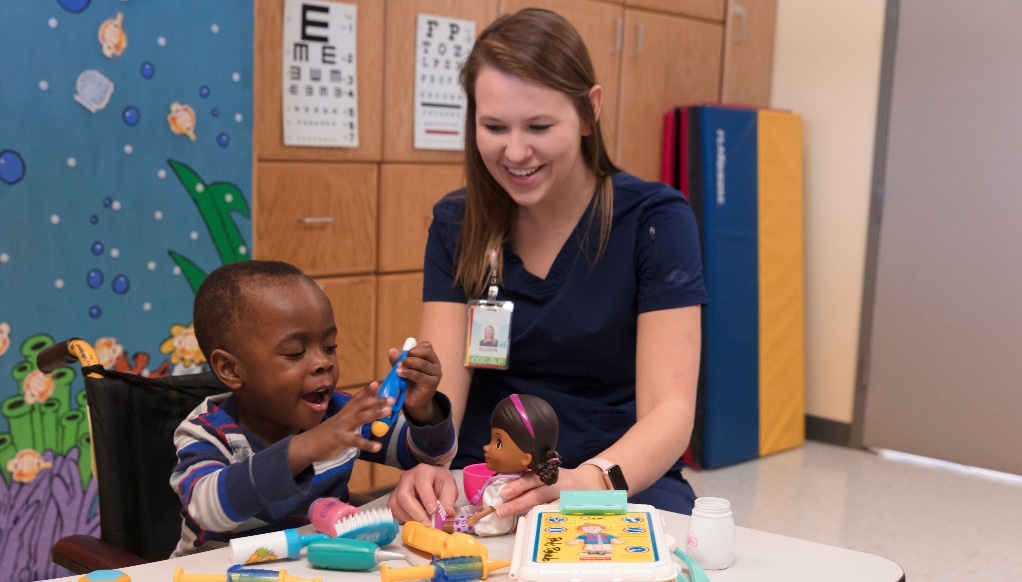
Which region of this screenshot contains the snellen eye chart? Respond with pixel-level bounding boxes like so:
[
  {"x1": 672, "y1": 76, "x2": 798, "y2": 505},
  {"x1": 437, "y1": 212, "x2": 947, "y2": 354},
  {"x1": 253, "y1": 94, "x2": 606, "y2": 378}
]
[
  {"x1": 414, "y1": 13, "x2": 475, "y2": 151},
  {"x1": 281, "y1": 0, "x2": 359, "y2": 148}
]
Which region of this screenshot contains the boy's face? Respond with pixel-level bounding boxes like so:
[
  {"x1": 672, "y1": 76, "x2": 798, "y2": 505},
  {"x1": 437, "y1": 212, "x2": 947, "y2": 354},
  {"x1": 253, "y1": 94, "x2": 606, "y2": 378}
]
[{"x1": 229, "y1": 278, "x2": 340, "y2": 442}]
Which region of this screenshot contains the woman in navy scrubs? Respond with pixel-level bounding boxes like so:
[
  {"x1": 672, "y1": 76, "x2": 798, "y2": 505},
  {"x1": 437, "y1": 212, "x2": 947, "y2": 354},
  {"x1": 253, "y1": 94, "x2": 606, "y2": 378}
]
[{"x1": 387, "y1": 8, "x2": 707, "y2": 524}]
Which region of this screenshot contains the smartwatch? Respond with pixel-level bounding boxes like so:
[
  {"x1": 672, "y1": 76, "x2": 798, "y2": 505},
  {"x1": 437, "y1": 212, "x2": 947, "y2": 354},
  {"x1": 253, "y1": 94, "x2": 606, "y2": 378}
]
[{"x1": 581, "y1": 457, "x2": 629, "y2": 491}]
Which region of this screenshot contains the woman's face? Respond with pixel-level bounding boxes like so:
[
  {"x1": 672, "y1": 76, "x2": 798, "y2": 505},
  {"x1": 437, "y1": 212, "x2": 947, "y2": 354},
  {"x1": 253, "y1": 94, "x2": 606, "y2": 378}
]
[{"x1": 473, "y1": 65, "x2": 599, "y2": 211}]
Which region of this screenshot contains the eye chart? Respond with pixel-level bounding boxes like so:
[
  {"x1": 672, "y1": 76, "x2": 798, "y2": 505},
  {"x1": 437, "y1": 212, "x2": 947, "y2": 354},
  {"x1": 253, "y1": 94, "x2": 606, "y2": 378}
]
[
  {"x1": 282, "y1": 0, "x2": 358, "y2": 147},
  {"x1": 414, "y1": 14, "x2": 475, "y2": 151}
]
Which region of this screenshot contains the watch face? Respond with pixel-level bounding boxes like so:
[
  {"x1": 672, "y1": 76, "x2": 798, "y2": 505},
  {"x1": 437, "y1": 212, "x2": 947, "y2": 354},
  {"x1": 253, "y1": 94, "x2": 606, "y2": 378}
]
[{"x1": 607, "y1": 464, "x2": 628, "y2": 490}]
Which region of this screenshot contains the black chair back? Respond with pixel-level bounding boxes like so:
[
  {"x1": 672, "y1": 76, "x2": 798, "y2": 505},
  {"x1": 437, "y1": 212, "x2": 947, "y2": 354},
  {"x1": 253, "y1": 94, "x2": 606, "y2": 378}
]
[{"x1": 84, "y1": 368, "x2": 229, "y2": 561}]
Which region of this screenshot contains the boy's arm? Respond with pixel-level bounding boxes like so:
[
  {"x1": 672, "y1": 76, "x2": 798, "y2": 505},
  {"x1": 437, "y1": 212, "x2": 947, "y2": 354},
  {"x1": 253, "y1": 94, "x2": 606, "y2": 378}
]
[
  {"x1": 360, "y1": 391, "x2": 457, "y2": 469},
  {"x1": 170, "y1": 408, "x2": 327, "y2": 533}
]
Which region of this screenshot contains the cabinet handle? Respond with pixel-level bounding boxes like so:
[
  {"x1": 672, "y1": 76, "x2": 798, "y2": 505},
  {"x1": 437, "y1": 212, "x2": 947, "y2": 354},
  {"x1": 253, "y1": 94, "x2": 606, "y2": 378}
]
[
  {"x1": 731, "y1": 5, "x2": 748, "y2": 45},
  {"x1": 634, "y1": 23, "x2": 644, "y2": 58},
  {"x1": 614, "y1": 18, "x2": 623, "y2": 55},
  {"x1": 297, "y1": 217, "x2": 335, "y2": 224}
]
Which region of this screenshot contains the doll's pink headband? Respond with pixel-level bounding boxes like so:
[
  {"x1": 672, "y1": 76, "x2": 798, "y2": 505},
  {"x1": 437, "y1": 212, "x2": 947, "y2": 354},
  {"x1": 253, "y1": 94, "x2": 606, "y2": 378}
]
[{"x1": 510, "y1": 394, "x2": 535, "y2": 438}]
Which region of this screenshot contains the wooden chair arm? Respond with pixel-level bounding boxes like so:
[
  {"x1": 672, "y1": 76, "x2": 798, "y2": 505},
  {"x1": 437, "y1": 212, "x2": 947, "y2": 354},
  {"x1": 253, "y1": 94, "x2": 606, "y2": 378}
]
[{"x1": 51, "y1": 534, "x2": 147, "y2": 575}]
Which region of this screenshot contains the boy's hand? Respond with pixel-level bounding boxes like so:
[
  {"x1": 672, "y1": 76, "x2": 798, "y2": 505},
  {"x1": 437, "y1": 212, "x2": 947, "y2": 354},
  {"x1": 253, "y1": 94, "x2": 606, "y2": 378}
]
[
  {"x1": 393, "y1": 341, "x2": 443, "y2": 426},
  {"x1": 288, "y1": 386, "x2": 391, "y2": 476}
]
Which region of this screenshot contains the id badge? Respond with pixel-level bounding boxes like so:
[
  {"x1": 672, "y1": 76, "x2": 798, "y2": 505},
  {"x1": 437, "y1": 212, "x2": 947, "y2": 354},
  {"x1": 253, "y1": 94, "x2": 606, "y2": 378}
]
[{"x1": 465, "y1": 299, "x2": 513, "y2": 369}]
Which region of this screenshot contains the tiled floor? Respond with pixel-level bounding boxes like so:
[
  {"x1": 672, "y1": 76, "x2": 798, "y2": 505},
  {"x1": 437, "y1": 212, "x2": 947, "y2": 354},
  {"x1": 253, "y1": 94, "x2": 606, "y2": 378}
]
[{"x1": 684, "y1": 440, "x2": 1022, "y2": 581}]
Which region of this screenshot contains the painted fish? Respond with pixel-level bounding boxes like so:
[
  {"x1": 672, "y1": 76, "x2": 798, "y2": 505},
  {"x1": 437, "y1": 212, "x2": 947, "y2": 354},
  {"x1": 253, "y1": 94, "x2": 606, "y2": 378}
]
[
  {"x1": 22, "y1": 369, "x2": 55, "y2": 405},
  {"x1": 0, "y1": 322, "x2": 10, "y2": 357},
  {"x1": 168, "y1": 102, "x2": 197, "y2": 141},
  {"x1": 99, "y1": 13, "x2": 127, "y2": 58},
  {"x1": 94, "y1": 336, "x2": 124, "y2": 368},
  {"x1": 6, "y1": 449, "x2": 53, "y2": 483}
]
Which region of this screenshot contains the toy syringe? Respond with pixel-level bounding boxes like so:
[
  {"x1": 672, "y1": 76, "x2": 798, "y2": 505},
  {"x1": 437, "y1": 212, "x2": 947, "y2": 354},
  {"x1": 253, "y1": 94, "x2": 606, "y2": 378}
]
[
  {"x1": 172, "y1": 565, "x2": 322, "y2": 582},
  {"x1": 371, "y1": 337, "x2": 416, "y2": 437},
  {"x1": 379, "y1": 556, "x2": 511, "y2": 582}
]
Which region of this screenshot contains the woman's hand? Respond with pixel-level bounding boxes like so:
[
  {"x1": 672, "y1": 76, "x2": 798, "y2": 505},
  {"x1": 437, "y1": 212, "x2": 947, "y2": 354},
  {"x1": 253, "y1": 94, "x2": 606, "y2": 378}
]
[
  {"x1": 386, "y1": 464, "x2": 460, "y2": 525},
  {"x1": 489, "y1": 465, "x2": 607, "y2": 519}
]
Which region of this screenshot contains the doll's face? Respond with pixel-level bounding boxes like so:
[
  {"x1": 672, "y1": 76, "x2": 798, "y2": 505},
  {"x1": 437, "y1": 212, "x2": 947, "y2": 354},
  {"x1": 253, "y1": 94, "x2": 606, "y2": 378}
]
[{"x1": 483, "y1": 428, "x2": 532, "y2": 473}]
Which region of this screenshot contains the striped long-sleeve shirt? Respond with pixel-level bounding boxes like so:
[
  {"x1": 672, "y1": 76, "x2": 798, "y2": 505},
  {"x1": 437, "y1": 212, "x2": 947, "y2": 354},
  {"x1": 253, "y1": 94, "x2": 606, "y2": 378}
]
[{"x1": 169, "y1": 390, "x2": 456, "y2": 557}]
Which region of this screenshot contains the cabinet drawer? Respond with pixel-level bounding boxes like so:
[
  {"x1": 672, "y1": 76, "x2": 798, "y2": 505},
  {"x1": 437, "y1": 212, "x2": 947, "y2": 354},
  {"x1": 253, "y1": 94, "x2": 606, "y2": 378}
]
[
  {"x1": 254, "y1": 161, "x2": 377, "y2": 277},
  {"x1": 379, "y1": 163, "x2": 464, "y2": 273},
  {"x1": 319, "y1": 275, "x2": 377, "y2": 388}
]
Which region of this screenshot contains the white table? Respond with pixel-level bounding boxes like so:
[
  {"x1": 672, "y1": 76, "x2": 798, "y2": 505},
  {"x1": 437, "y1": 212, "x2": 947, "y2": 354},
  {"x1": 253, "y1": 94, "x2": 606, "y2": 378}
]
[{"x1": 39, "y1": 472, "x2": 905, "y2": 581}]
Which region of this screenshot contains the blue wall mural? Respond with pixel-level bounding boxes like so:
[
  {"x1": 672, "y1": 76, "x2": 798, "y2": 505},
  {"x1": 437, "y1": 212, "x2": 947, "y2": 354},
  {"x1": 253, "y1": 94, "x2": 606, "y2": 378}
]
[{"x1": 0, "y1": 1, "x2": 253, "y2": 580}]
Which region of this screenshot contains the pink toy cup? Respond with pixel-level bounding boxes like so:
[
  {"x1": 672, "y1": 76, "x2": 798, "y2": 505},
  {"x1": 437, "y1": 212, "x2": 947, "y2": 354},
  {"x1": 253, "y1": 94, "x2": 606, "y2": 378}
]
[{"x1": 462, "y1": 462, "x2": 496, "y2": 501}]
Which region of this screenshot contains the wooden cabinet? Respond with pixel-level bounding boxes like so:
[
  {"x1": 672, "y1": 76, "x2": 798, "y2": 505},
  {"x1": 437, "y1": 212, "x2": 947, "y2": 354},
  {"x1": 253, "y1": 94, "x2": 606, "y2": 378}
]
[
  {"x1": 376, "y1": 272, "x2": 426, "y2": 378},
  {"x1": 720, "y1": 0, "x2": 777, "y2": 107},
  {"x1": 625, "y1": 0, "x2": 725, "y2": 21},
  {"x1": 319, "y1": 275, "x2": 377, "y2": 389},
  {"x1": 382, "y1": 0, "x2": 500, "y2": 162},
  {"x1": 378, "y1": 163, "x2": 465, "y2": 273},
  {"x1": 616, "y1": 10, "x2": 723, "y2": 181},
  {"x1": 253, "y1": 161, "x2": 377, "y2": 277}
]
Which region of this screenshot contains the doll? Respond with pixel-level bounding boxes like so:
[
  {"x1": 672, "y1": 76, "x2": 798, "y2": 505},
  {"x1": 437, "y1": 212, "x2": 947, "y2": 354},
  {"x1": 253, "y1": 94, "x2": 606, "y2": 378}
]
[{"x1": 437, "y1": 393, "x2": 561, "y2": 536}]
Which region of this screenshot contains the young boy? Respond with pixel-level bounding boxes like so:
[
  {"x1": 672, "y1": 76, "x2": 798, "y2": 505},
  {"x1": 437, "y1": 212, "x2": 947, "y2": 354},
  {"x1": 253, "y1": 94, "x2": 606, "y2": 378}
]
[{"x1": 169, "y1": 260, "x2": 456, "y2": 556}]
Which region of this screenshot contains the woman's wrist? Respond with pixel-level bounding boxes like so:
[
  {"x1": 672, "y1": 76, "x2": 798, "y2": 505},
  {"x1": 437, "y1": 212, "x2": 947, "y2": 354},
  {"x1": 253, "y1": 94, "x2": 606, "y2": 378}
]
[{"x1": 577, "y1": 462, "x2": 609, "y2": 490}]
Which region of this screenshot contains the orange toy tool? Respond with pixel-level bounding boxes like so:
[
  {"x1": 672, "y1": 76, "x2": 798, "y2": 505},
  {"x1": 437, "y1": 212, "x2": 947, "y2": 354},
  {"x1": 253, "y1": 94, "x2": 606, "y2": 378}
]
[{"x1": 401, "y1": 521, "x2": 489, "y2": 561}]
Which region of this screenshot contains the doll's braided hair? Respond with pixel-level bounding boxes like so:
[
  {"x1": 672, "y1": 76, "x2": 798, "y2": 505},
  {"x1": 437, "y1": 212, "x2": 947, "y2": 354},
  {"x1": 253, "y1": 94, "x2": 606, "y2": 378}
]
[{"x1": 491, "y1": 394, "x2": 562, "y2": 485}]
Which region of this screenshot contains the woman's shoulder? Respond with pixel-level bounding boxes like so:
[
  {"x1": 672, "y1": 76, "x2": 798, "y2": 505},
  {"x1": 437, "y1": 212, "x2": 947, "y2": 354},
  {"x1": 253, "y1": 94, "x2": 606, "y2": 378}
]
[
  {"x1": 432, "y1": 187, "x2": 468, "y2": 221},
  {"x1": 610, "y1": 171, "x2": 688, "y2": 212}
]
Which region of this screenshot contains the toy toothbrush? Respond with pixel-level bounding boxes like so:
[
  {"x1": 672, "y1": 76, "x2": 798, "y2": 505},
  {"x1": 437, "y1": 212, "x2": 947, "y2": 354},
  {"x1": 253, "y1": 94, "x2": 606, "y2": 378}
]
[
  {"x1": 371, "y1": 337, "x2": 417, "y2": 437},
  {"x1": 306, "y1": 537, "x2": 406, "y2": 570},
  {"x1": 229, "y1": 528, "x2": 327, "y2": 565},
  {"x1": 379, "y1": 556, "x2": 511, "y2": 581},
  {"x1": 308, "y1": 496, "x2": 400, "y2": 546},
  {"x1": 172, "y1": 565, "x2": 322, "y2": 582}
]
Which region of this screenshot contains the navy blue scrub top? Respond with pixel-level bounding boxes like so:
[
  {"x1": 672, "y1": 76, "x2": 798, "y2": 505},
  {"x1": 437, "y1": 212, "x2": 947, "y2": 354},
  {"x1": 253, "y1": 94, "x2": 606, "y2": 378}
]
[{"x1": 423, "y1": 171, "x2": 707, "y2": 475}]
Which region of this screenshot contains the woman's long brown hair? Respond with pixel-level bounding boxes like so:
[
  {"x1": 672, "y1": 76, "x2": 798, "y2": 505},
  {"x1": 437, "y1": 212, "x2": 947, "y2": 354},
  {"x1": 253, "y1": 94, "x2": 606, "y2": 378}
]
[{"x1": 455, "y1": 8, "x2": 620, "y2": 299}]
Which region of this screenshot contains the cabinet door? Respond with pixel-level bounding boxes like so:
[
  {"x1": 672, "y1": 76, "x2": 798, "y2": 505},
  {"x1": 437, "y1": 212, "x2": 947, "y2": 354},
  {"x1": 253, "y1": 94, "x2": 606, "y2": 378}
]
[
  {"x1": 375, "y1": 272, "x2": 425, "y2": 379},
  {"x1": 254, "y1": 0, "x2": 384, "y2": 162},
  {"x1": 501, "y1": 0, "x2": 625, "y2": 155},
  {"x1": 383, "y1": 0, "x2": 500, "y2": 162},
  {"x1": 319, "y1": 275, "x2": 377, "y2": 388},
  {"x1": 379, "y1": 163, "x2": 465, "y2": 272},
  {"x1": 254, "y1": 162, "x2": 377, "y2": 277},
  {"x1": 720, "y1": 0, "x2": 776, "y2": 107},
  {"x1": 625, "y1": 0, "x2": 725, "y2": 22},
  {"x1": 370, "y1": 272, "x2": 425, "y2": 495},
  {"x1": 616, "y1": 10, "x2": 722, "y2": 182}
]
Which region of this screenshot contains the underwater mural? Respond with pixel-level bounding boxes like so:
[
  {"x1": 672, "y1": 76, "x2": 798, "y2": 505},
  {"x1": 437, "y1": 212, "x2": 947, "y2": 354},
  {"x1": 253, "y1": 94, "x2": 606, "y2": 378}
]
[{"x1": 0, "y1": 1, "x2": 253, "y2": 580}]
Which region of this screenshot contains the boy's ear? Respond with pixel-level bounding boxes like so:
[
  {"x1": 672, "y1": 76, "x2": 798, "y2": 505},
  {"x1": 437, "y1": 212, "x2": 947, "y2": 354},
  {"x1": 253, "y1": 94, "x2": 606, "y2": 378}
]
[{"x1": 208, "y1": 348, "x2": 244, "y2": 390}]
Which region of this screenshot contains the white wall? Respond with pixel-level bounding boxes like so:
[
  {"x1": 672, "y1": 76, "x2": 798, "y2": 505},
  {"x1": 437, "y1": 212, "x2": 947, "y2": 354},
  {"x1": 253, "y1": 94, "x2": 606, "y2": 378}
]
[{"x1": 769, "y1": 0, "x2": 886, "y2": 423}]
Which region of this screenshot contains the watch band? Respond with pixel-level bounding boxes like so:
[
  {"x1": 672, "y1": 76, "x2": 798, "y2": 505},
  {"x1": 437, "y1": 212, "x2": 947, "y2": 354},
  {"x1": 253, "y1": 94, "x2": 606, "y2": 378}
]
[{"x1": 581, "y1": 457, "x2": 629, "y2": 491}]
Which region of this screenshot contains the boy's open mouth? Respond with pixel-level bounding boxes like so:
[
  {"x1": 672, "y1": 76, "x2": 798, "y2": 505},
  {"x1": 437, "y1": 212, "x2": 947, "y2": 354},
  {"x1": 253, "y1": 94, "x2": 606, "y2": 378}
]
[{"x1": 302, "y1": 388, "x2": 330, "y2": 405}]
